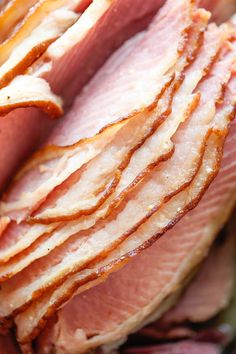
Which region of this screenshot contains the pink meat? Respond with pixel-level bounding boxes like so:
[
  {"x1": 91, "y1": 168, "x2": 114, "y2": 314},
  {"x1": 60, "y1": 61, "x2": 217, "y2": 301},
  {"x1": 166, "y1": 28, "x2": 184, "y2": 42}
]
[
  {"x1": 35, "y1": 115, "x2": 236, "y2": 354},
  {"x1": 159, "y1": 231, "x2": 235, "y2": 325},
  {"x1": 0, "y1": 0, "x2": 164, "y2": 192}
]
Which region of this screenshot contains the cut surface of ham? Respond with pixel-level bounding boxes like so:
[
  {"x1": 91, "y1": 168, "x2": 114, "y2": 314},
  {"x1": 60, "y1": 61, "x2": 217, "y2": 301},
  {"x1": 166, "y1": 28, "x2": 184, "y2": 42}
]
[
  {"x1": 32, "y1": 116, "x2": 236, "y2": 352},
  {"x1": 159, "y1": 230, "x2": 235, "y2": 325},
  {"x1": 0, "y1": 0, "x2": 165, "y2": 192},
  {"x1": 0, "y1": 75, "x2": 62, "y2": 118},
  {"x1": 13, "y1": 36, "x2": 234, "y2": 352},
  {"x1": 0, "y1": 0, "x2": 236, "y2": 352},
  {"x1": 0, "y1": 0, "x2": 197, "y2": 263},
  {"x1": 0, "y1": 1, "x2": 209, "y2": 316},
  {"x1": 1, "y1": 0, "x2": 236, "y2": 334},
  {"x1": 29, "y1": 10, "x2": 209, "y2": 224},
  {"x1": 6, "y1": 25, "x2": 235, "y2": 323},
  {"x1": 0, "y1": 13, "x2": 218, "y2": 281}
]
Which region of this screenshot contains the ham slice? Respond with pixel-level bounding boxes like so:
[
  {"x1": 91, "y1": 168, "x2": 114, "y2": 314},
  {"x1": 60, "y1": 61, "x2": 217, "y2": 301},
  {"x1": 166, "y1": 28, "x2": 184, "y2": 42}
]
[
  {"x1": 28, "y1": 10, "x2": 209, "y2": 224},
  {"x1": 0, "y1": 16, "x2": 220, "y2": 280},
  {"x1": 0, "y1": 0, "x2": 39, "y2": 43},
  {"x1": 14, "y1": 55, "x2": 236, "y2": 349},
  {"x1": 0, "y1": 0, "x2": 195, "y2": 222},
  {"x1": 30, "y1": 115, "x2": 236, "y2": 353},
  {"x1": 0, "y1": 0, "x2": 197, "y2": 272},
  {"x1": 0, "y1": 0, "x2": 163, "y2": 191},
  {"x1": 3, "y1": 22, "x2": 235, "y2": 324},
  {"x1": 2, "y1": 7, "x2": 230, "y2": 346},
  {"x1": 0, "y1": 75, "x2": 62, "y2": 118},
  {"x1": 0, "y1": 0, "x2": 79, "y2": 89},
  {"x1": 0, "y1": 0, "x2": 235, "y2": 350}
]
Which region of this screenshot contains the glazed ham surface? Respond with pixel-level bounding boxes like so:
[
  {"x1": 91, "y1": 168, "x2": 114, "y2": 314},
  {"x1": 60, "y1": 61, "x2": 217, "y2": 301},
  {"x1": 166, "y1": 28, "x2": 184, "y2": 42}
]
[{"x1": 0, "y1": 0, "x2": 236, "y2": 353}]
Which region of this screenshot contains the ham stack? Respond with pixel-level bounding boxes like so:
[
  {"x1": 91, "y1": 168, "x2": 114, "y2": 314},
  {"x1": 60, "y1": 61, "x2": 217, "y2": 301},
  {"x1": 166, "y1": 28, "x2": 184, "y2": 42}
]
[{"x1": 0, "y1": 0, "x2": 236, "y2": 353}]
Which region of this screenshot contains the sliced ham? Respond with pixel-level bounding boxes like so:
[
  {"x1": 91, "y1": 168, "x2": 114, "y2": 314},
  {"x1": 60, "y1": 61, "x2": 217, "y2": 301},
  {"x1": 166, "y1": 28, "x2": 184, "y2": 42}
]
[
  {"x1": 0, "y1": 1, "x2": 235, "y2": 326},
  {"x1": 0, "y1": 16, "x2": 221, "y2": 279},
  {"x1": 30, "y1": 115, "x2": 236, "y2": 353},
  {"x1": 0, "y1": 0, "x2": 235, "y2": 350},
  {"x1": 0, "y1": 75, "x2": 62, "y2": 118},
  {"x1": 3, "y1": 23, "x2": 234, "y2": 323},
  {"x1": 15, "y1": 53, "x2": 236, "y2": 347},
  {"x1": 0, "y1": 0, "x2": 79, "y2": 89},
  {"x1": 0, "y1": 0, "x2": 195, "y2": 222},
  {"x1": 0, "y1": 0, "x2": 198, "y2": 274},
  {"x1": 158, "y1": 230, "x2": 235, "y2": 325},
  {"x1": 0, "y1": 0, "x2": 163, "y2": 191},
  {"x1": 29, "y1": 10, "x2": 209, "y2": 224}
]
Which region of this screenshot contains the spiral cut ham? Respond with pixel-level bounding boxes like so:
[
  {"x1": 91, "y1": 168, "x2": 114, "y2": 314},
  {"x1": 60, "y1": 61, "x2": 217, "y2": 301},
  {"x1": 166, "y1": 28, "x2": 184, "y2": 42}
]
[
  {"x1": 0, "y1": 0, "x2": 164, "y2": 191},
  {"x1": 0, "y1": 15, "x2": 225, "y2": 281},
  {"x1": 0, "y1": 0, "x2": 236, "y2": 352},
  {"x1": 0, "y1": 0, "x2": 198, "y2": 222},
  {"x1": 29, "y1": 101, "x2": 236, "y2": 353},
  {"x1": 1, "y1": 10, "x2": 235, "y2": 324}
]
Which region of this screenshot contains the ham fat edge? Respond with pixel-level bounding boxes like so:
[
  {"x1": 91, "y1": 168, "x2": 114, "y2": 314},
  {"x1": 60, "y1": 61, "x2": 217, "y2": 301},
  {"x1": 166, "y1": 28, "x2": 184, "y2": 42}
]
[{"x1": 0, "y1": 0, "x2": 236, "y2": 351}]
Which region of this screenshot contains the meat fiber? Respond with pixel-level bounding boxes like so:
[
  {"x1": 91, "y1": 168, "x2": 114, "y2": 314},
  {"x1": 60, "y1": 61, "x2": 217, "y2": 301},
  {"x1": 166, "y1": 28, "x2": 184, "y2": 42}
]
[
  {"x1": 0, "y1": 0, "x2": 197, "y2": 272},
  {"x1": 31, "y1": 117, "x2": 236, "y2": 353},
  {"x1": 0, "y1": 0, "x2": 163, "y2": 191}
]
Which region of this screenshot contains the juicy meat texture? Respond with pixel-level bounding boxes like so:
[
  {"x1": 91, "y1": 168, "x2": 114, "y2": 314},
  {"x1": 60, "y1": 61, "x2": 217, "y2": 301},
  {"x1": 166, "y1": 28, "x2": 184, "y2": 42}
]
[
  {"x1": 0, "y1": 11, "x2": 218, "y2": 286},
  {"x1": 1, "y1": 1, "x2": 236, "y2": 342},
  {"x1": 0, "y1": 0, "x2": 235, "y2": 352},
  {"x1": 7, "y1": 25, "x2": 236, "y2": 328},
  {"x1": 0, "y1": 0, "x2": 197, "y2": 264},
  {"x1": 0, "y1": 0, "x2": 209, "y2": 320},
  {"x1": 0, "y1": 0, "x2": 163, "y2": 192},
  {"x1": 34, "y1": 116, "x2": 236, "y2": 353},
  {"x1": 159, "y1": 231, "x2": 235, "y2": 325}
]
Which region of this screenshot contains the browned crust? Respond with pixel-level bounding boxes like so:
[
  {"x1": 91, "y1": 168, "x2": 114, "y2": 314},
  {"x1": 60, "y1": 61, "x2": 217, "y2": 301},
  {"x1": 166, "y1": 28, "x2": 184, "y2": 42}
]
[
  {"x1": 0, "y1": 39, "x2": 55, "y2": 90},
  {"x1": 0, "y1": 98, "x2": 63, "y2": 120}
]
